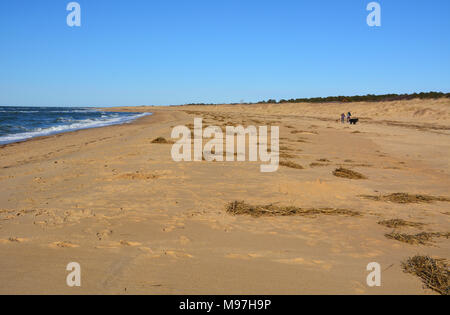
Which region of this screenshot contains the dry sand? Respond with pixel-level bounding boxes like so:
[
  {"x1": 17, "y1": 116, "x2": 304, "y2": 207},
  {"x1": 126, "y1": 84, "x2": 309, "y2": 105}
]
[{"x1": 0, "y1": 99, "x2": 449, "y2": 294}]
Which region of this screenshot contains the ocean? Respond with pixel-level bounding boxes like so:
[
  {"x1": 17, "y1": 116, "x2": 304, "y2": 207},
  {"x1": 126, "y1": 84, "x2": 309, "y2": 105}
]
[{"x1": 0, "y1": 106, "x2": 150, "y2": 145}]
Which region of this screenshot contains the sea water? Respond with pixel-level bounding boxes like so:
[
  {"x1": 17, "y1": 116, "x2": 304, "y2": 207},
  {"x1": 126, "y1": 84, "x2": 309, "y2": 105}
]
[{"x1": 0, "y1": 106, "x2": 150, "y2": 145}]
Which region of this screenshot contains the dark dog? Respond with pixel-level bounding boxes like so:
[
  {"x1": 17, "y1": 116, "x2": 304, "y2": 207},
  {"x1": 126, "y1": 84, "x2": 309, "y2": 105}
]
[{"x1": 349, "y1": 118, "x2": 359, "y2": 125}]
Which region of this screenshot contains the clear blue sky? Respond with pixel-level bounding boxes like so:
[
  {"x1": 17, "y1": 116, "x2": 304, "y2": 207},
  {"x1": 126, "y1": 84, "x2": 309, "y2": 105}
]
[{"x1": 1, "y1": 0, "x2": 449, "y2": 107}]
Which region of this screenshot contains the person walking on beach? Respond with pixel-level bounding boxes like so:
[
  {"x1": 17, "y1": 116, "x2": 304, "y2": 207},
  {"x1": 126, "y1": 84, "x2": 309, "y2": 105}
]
[
  {"x1": 347, "y1": 112, "x2": 352, "y2": 123},
  {"x1": 341, "y1": 113, "x2": 346, "y2": 124}
]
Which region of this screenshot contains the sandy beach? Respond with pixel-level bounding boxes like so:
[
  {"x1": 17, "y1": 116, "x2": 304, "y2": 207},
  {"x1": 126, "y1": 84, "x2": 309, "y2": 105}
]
[{"x1": 0, "y1": 99, "x2": 449, "y2": 294}]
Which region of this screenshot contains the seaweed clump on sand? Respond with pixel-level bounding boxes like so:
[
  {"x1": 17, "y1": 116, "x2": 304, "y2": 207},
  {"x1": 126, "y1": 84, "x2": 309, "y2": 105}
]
[
  {"x1": 226, "y1": 201, "x2": 360, "y2": 218},
  {"x1": 279, "y1": 161, "x2": 304, "y2": 169},
  {"x1": 385, "y1": 232, "x2": 449, "y2": 245},
  {"x1": 332, "y1": 167, "x2": 367, "y2": 179},
  {"x1": 360, "y1": 193, "x2": 450, "y2": 204},
  {"x1": 151, "y1": 137, "x2": 171, "y2": 144},
  {"x1": 310, "y1": 162, "x2": 329, "y2": 168},
  {"x1": 402, "y1": 255, "x2": 449, "y2": 295},
  {"x1": 378, "y1": 219, "x2": 424, "y2": 229}
]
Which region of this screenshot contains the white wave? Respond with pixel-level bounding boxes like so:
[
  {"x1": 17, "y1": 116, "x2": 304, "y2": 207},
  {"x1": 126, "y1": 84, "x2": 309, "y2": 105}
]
[
  {"x1": 0, "y1": 110, "x2": 41, "y2": 113},
  {"x1": 0, "y1": 112, "x2": 151, "y2": 145},
  {"x1": 0, "y1": 108, "x2": 97, "y2": 113}
]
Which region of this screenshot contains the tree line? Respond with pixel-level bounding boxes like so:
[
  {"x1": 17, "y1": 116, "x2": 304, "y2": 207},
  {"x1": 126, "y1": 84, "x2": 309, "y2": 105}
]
[
  {"x1": 185, "y1": 91, "x2": 449, "y2": 106},
  {"x1": 259, "y1": 92, "x2": 450, "y2": 104}
]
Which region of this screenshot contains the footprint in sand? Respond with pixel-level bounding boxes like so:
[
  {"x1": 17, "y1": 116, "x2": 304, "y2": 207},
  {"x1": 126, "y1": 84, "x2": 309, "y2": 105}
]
[
  {"x1": 164, "y1": 250, "x2": 193, "y2": 259},
  {"x1": 138, "y1": 247, "x2": 154, "y2": 254},
  {"x1": 119, "y1": 240, "x2": 142, "y2": 247},
  {"x1": 275, "y1": 257, "x2": 333, "y2": 271},
  {"x1": 50, "y1": 241, "x2": 79, "y2": 249},
  {"x1": 350, "y1": 281, "x2": 367, "y2": 294},
  {"x1": 162, "y1": 225, "x2": 176, "y2": 232},
  {"x1": 94, "y1": 240, "x2": 141, "y2": 249},
  {"x1": 111, "y1": 170, "x2": 175, "y2": 181},
  {"x1": 179, "y1": 236, "x2": 191, "y2": 245},
  {"x1": 162, "y1": 222, "x2": 185, "y2": 232},
  {"x1": 0, "y1": 237, "x2": 28, "y2": 244},
  {"x1": 96, "y1": 229, "x2": 113, "y2": 241},
  {"x1": 225, "y1": 253, "x2": 263, "y2": 260}
]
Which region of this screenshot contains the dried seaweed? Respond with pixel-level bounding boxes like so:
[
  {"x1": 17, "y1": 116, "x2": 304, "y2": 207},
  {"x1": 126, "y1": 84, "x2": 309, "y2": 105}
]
[
  {"x1": 402, "y1": 256, "x2": 449, "y2": 295},
  {"x1": 378, "y1": 219, "x2": 424, "y2": 228},
  {"x1": 361, "y1": 193, "x2": 450, "y2": 204},
  {"x1": 332, "y1": 167, "x2": 367, "y2": 179},
  {"x1": 385, "y1": 232, "x2": 449, "y2": 245},
  {"x1": 226, "y1": 201, "x2": 360, "y2": 218},
  {"x1": 279, "y1": 161, "x2": 304, "y2": 169}
]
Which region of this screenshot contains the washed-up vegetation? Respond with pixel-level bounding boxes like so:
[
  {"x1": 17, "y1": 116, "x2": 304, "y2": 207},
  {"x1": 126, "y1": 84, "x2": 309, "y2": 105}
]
[
  {"x1": 332, "y1": 167, "x2": 367, "y2": 179},
  {"x1": 226, "y1": 201, "x2": 360, "y2": 218},
  {"x1": 279, "y1": 161, "x2": 304, "y2": 169},
  {"x1": 385, "y1": 232, "x2": 449, "y2": 245},
  {"x1": 402, "y1": 255, "x2": 449, "y2": 295},
  {"x1": 361, "y1": 193, "x2": 450, "y2": 204},
  {"x1": 378, "y1": 219, "x2": 424, "y2": 229},
  {"x1": 151, "y1": 137, "x2": 171, "y2": 144}
]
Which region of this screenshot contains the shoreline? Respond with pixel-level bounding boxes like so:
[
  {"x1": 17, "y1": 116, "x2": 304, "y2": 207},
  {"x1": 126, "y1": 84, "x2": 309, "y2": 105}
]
[
  {"x1": 1, "y1": 111, "x2": 157, "y2": 149},
  {"x1": 0, "y1": 110, "x2": 153, "y2": 148}
]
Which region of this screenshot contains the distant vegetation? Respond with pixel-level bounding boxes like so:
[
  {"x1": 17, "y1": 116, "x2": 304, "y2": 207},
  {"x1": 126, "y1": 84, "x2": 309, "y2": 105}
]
[
  {"x1": 260, "y1": 91, "x2": 450, "y2": 104},
  {"x1": 185, "y1": 91, "x2": 449, "y2": 106}
]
